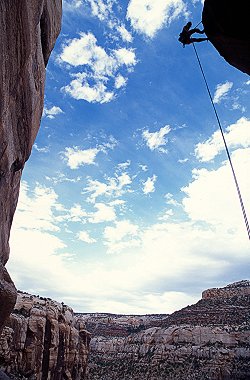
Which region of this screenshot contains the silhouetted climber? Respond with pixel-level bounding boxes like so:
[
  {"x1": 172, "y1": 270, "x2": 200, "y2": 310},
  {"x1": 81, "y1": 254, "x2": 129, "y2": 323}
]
[{"x1": 178, "y1": 22, "x2": 208, "y2": 47}]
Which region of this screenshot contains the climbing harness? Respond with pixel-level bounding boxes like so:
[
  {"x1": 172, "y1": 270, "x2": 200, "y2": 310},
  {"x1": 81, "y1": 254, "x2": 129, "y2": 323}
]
[{"x1": 192, "y1": 42, "x2": 250, "y2": 240}]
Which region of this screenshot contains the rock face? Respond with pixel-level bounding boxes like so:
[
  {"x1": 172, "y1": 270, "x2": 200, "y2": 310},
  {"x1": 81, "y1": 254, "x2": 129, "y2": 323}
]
[
  {"x1": 202, "y1": 0, "x2": 250, "y2": 75},
  {"x1": 83, "y1": 281, "x2": 250, "y2": 380},
  {"x1": 0, "y1": 291, "x2": 90, "y2": 379},
  {"x1": 0, "y1": 0, "x2": 62, "y2": 332}
]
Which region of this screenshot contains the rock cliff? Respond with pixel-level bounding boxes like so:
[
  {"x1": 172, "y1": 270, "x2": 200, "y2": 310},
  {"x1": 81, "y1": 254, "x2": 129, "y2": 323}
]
[
  {"x1": 0, "y1": 291, "x2": 90, "y2": 379},
  {"x1": 0, "y1": 0, "x2": 62, "y2": 331},
  {"x1": 202, "y1": 0, "x2": 250, "y2": 75},
  {"x1": 83, "y1": 281, "x2": 250, "y2": 380}
]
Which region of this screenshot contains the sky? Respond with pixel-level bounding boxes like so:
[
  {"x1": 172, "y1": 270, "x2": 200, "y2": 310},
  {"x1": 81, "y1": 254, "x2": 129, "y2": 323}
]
[{"x1": 7, "y1": 0, "x2": 250, "y2": 315}]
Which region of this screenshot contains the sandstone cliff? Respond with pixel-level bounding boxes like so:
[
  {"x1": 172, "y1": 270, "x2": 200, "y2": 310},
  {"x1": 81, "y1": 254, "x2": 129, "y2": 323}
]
[
  {"x1": 202, "y1": 0, "x2": 250, "y2": 75},
  {"x1": 0, "y1": 291, "x2": 90, "y2": 379},
  {"x1": 83, "y1": 281, "x2": 250, "y2": 380},
  {"x1": 0, "y1": 0, "x2": 62, "y2": 332}
]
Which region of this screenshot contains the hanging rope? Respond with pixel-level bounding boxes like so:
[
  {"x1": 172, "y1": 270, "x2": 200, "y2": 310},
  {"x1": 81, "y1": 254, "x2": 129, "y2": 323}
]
[
  {"x1": 192, "y1": 42, "x2": 250, "y2": 240},
  {"x1": 194, "y1": 21, "x2": 202, "y2": 29}
]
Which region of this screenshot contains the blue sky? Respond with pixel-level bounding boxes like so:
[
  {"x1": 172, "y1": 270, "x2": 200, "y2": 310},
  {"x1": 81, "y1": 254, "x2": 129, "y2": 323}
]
[{"x1": 8, "y1": 0, "x2": 250, "y2": 314}]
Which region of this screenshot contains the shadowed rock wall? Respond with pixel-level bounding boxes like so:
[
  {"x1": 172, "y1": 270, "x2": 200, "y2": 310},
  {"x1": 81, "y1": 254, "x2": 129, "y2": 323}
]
[
  {"x1": 0, "y1": 0, "x2": 62, "y2": 332},
  {"x1": 202, "y1": 0, "x2": 250, "y2": 75}
]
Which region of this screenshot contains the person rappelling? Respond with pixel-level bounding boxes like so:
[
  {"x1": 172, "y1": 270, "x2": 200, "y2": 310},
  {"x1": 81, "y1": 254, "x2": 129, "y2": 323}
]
[{"x1": 178, "y1": 22, "x2": 208, "y2": 47}]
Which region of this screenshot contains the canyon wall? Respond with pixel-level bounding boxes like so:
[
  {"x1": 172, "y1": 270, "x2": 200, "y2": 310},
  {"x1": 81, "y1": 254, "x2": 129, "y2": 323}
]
[
  {"x1": 0, "y1": 292, "x2": 90, "y2": 379},
  {"x1": 0, "y1": 0, "x2": 62, "y2": 331},
  {"x1": 83, "y1": 281, "x2": 250, "y2": 380}
]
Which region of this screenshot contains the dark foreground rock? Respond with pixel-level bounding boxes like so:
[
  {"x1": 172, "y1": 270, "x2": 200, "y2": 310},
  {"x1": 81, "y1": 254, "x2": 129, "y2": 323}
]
[
  {"x1": 0, "y1": 0, "x2": 62, "y2": 332},
  {"x1": 203, "y1": 0, "x2": 250, "y2": 75},
  {"x1": 0, "y1": 371, "x2": 10, "y2": 380}
]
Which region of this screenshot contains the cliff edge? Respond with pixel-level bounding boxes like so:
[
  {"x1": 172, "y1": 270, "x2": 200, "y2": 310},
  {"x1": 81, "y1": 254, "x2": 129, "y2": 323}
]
[
  {"x1": 83, "y1": 281, "x2": 250, "y2": 380},
  {"x1": 202, "y1": 0, "x2": 250, "y2": 75},
  {"x1": 0, "y1": 0, "x2": 62, "y2": 332},
  {"x1": 0, "y1": 292, "x2": 90, "y2": 379}
]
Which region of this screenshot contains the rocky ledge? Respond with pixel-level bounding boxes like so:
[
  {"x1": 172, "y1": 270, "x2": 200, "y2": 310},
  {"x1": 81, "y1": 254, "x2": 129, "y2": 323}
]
[
  {"x1": 84, "y1": 281, "x2": 250, "y2": 380},
  {"x1": 0, "y1": 292, "x2": 90, "y2": 380}
]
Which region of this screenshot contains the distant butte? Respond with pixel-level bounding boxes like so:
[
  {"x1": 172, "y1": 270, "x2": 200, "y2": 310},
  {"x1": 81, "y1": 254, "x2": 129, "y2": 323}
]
[{"x1": 203, "y1": 0, "x2": 250, "y2": 75}]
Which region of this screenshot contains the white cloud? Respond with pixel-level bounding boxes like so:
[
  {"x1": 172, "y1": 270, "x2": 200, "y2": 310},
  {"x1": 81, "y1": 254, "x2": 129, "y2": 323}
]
[
  {"x1": 109, "y1": 199, "x2": 126, "y2": 207},
  {"x1": 43, "y1": 105, "x2": 63, "y2": 119},
  {"x1": 178, "y1": 158, "x2": 188, "y2": 163},
  {"x1": 127, "y1": 0, "x2": 187, "y2": 38},
  {"x1": 14, "y1": 182, "x2": 62, "y2": 232},
  {"x1": 139, "y1": 164, "x2": 148, "y2": 172},
  {"x1": 143, "y1": 174, "x2": 157, "y2": 194},
  {"x1": 86, "y1": 0, "x2": 115, "y2": 21},
  {"x1": 158, "y1": 209, "x2": 174, "y2": 221},
  {"x1": 142, "y1": 125, "x2": 171, "y2": 152},
  {"x1": 103, "y1": 220, "x2": 140, "y2": 253},
  {"x1": 245, "y1": 80, "x2": 250, "y2": 85},
  {"x1": 68, "y1": 204, "x2": 87, "y2": 222},
  {"x1": 182, "y1": 147, "x2": 250, "y2": 233},
  {"x1": 195, "y1": 117, "x2": 250, "y2": 162},
  {"x1": 60, "y1": 33, "x2": 114, "y2": 73},
  {"x1": 117, "y1": 25, "x2": 133, "y2": 43},
  {"x1": 84, "y1": 172, "x2": 132, "y2": 202},
  {"x1": 63, "y1": 146, "x2": 99, "y2": 169},
  {"x1": 60, "y1": 32, "x2": 137, "y2": 103},
  {"x1": 64, "y1": 73, "x2": 115, "y2": 103},
  {"x1": 85, "y1": 1, "x2": 133, "y2": 44},
  {"x1": 33, "y1": 144, "x2": 49, "y2": 153},
  {"x1": 45, "y1": 173, "x2": 82, "y2": 185},
  {"x1": 117, "y1": 160, "x2": 131, "y2": 170},
  {"x1": 88, "y1": 202, "x2": 116, "y2": 223},
  {"x1": 213, "y1": 81, "x2": 233, "y2": 104},
  {"x1": 114, "y1": 48, "x2": 137, "y2": 66},
  {"x1": 78, "y1": 231, "x2": 96, "y2": 243},
  {"x1": 164, "y1": 193, "x2": 180, "y2": 207},
  {"x1": 7, "y1": 141, "x2": 250, "y2": 314},
  {"x1": 63, "y1": 0, "x2": 83, "y2": 12},
  {"x1": 115, "y1": 74, "x2": 127, "y2": 89}
]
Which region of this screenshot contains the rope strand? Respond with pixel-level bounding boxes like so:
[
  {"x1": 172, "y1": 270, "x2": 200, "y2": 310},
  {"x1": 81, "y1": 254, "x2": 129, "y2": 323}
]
[
  {"x1": 192, "y1": 42, "x2": 250, "y2": 240},
  {"x1": 194, "y1": 21, "x2": 202, "y2": 29}
]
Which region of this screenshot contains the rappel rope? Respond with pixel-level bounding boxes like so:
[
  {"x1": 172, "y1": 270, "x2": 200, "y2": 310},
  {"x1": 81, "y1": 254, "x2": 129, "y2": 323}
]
[
  {"x1": 194, "y1": 21, "x2": 202, "y2": 29},
  {"x1": 192, "y1": 42, "x2": 250, "y2": 240}
]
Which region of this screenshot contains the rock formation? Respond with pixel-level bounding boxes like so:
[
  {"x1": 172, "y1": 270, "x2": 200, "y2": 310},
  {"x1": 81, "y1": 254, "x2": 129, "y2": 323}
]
[
  {"x1": 83, "y1": 281, "x2": 250, "y2": 380},
  {"x1": 202, "y1": 0, "x2": 250, "y2": 75},
  {"x1": 0, "y1": 291, "x2": 91, "y2": 379},
  {"x1": 0, "y1": 0, "x2": 62, "y2": 332}
]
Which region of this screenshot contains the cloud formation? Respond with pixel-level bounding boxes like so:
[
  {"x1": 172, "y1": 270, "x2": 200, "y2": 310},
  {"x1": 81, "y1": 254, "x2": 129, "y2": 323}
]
[
  {"x1": 78, "y1": 230, "x2": 97, "y2": 243},
  {"x1": 63, "y1": 146, "x2": 100, "y2": 169},
  {"x1": 63, "y1": 136, "x2": 117, "y2": 169},
  {"x1": 127, "y1": 0, "x2": 187, "y2": 38},
  {"x1": 143, "y1": 174, "x2": 157, "y2": 194},
  {"x1": 63, "y1": 0, "x2": 83, "y2": 12},
  {"x1": 195, "y1": 117, "x2": 250, "y2": 162},
  {"x1": 103, "y1": 220, "x2": 140, "y2": 253},
  {"x1": 8, "y1": 133, "x2": 250, "y2": 314},
  {"x1": 83, "y1": 172, "x2": 132, "y2": 202},
  {"x1": 142, "y1": 125, "x2": 171, "y2": 152},
  {"x1": 43, "y1": 105, "x2": 63, "y2": 119},
  {"x1": 60, "y1": 32, "x2": 137, "y2": 103},
  {"x1": 213, "y1": 81, "x2": 233, "y2": 104}
]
